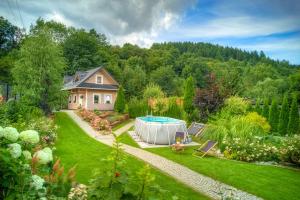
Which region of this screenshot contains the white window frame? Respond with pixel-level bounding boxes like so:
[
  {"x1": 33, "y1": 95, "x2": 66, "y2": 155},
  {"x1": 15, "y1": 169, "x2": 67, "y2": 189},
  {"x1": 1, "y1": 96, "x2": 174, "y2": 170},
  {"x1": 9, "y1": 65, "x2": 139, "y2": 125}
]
[
  {"x1": 73, "y1": 95, "x2": 77, "y2": 103},
  {"x1": 68, "y1": 95, "x2": 72, "y2": 103},
  {"x1": 104, "y1": 94, "x2": 112, "y2": 104},
  {"x1": 95, "y1": 75, "x2": 103, "y2": 84},
  {"x1": 93, "y1": 93, "x2": 101, "y2": 104}
]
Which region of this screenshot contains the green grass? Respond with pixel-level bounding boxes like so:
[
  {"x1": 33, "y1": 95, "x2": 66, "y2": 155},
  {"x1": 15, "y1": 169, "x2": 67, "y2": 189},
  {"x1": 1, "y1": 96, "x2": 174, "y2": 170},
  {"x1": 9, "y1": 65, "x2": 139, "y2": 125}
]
[
  {"x1": 117, "y1": 132, "x2": 139, "y2": 148},
  {"x1": 146, "y1": 146, "x2": 300, "y2": 200},
  {"x1": 54, "y1": 112, "x2": 208, "y2": 200}
]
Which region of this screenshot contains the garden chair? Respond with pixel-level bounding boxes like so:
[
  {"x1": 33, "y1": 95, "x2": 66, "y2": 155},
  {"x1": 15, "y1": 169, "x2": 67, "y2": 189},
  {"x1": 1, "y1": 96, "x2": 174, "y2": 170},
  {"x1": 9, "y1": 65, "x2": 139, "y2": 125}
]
[
  {"x1": 192, "y1": 140, "x2": 218, "y2": 158},
  {"x1": 187, "y1": 122, "x2": 205, "y2": 137}
]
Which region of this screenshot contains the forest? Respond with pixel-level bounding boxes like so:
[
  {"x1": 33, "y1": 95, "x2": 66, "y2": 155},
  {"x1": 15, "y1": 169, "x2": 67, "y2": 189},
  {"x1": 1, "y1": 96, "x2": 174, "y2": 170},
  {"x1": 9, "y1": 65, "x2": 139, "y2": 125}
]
[{"x1": 1, "y1": 16, "x2": 300, "y2": 119}]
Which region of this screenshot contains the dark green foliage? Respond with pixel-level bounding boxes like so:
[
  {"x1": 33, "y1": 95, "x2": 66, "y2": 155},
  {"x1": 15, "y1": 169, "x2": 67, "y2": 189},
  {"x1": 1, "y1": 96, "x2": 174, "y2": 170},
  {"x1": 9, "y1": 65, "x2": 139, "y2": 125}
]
[
  {"x1": 114, "y1": 86, "x2": 126, "y2": 113},
  {"x1": 278, "y1": 95, "x2": 289, "y2": 135},
  {"x1": 0, "y1": 16, "x2": 22, "y2": 57},
  {"x1": 287, "y1": 96, "x2": 299, "y2": 135},
  {"x1": 128, "y1": 98, "x2": 149, "y2": 118},
  {"x1": 183, "y1": 76, "x2": 195, "y2": 115},
  {"x1": 63, "y1": 29, "x2": 108, "y2": 74},
  {"x1": 269, "y1": 99, "x2": 279, "y2": 132},
  {"x1": 262, "y1": 99, "x2": 269, "y2": 119},
  {"x1": 254, "y1": 99, "x2": 262, "y2": 115},
  {"x1": 150, "y1": 66, "x2": 177, "y2": 96}
]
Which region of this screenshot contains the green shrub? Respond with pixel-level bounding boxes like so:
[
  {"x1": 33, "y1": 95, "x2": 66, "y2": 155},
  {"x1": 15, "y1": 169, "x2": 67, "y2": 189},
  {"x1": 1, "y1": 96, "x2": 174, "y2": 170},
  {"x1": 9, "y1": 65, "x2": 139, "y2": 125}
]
[
  {"x1": 269, "y1": 99, "x2": 279, "y2": 132},
  {"x1": 128, "y1": 98, "x2": 149, "y2": 118},
  {"x1": 221, "y1": 96, "x2": 249, "y2": 117},
  {"x1": 278, "y1": 95, "x2": 289, "y2": 135},
  {"x1": 165, "y1": 97, "x2": 184, "y2": 119},
  {"x1": 143, "y1": 83, "x2": 164, "y2": 101},
  {"x1": 115, "y1": 85, "x2": 126, "y2": 113},
  {"x1": 287, "y1": 95, "x2": 299, "y2": 135}
]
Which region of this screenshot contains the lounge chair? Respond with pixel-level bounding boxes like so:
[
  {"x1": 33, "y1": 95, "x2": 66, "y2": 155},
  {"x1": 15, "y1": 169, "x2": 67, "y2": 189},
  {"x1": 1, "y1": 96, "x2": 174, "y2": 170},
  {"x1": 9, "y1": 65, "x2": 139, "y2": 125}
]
[
  {"x1": 175, "y1": 131, "x2": 186, "y2": 143},
  {"x1": 192, "y1": 140, "x2": 218, "y2": 158},
  {"x1": 187, "y1": 122, "x2": 205, "y2": 137}
]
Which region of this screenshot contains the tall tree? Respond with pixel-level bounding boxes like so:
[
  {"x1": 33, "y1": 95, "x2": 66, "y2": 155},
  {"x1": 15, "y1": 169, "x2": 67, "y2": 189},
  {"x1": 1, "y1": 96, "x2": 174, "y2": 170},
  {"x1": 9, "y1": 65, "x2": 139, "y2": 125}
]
[
  {"x1": 150, "y1": 66, "x2": 177, "y2": 96},
  {"x1": 12, "y1": 32, "x2": 66, "y2": 114},
  {"x1": 269, "y1": 98, "x2": 279, "y2": 132},
  {"x1": 183, "y1": 76, "x2": 195, "y2": 116},
  {"x1": 262, "y1": 98, "x2": 269, "y2": 119},
  {"x1": 287, "y1": 95, "x2": 299, "y2": 135},
  {"x1": 114, "y1": 85, "x2": 126, "y2": 113},
  {"x1": 63, "y1": 29, "x2": 108, "y2": 74},
  {"x1": 0, "y1": 16, "x2": 22, "y2": 57},
  {"x1": 278, "y1": 95, "x2": 289, "y2": 135}
]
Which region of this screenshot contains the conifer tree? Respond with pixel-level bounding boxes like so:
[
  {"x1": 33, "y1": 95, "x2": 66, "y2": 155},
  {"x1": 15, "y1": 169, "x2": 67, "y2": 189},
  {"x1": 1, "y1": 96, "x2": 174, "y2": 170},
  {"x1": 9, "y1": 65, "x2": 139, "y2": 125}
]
[
  {"x1": 255, "y1": 99, "x2": 261, "y2": 114},
  {"x1": 287, "y1": 95, "x2": 299, "y2": 135},
  {"x1": 114, "y1": 85, "x2": 126, "y2": 113},
  {"x1": 278, "y1": 95, "x2": 289, "y2": 135},
  {"x1": 269, "y1": 98, "x2": 279, "y2": 132},
  {"x1": 183, "y1": 76, "x2": 196, "y2": 122},
  {"x1": 262, "y1": 98, "x2": 269, "y2": 119}
]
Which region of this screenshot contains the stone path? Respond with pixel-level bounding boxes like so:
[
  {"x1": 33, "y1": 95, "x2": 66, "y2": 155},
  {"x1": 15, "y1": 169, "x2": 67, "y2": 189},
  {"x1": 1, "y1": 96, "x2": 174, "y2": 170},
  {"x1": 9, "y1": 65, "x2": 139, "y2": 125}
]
[{"x1": 63, "y1": 110, "x2": 262, "y2": 200}]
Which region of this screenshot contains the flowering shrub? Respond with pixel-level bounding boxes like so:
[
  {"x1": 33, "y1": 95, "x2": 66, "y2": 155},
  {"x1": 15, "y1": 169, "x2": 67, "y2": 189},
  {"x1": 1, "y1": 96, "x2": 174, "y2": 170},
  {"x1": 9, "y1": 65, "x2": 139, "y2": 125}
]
[
  {"x1": 22, "y1": 150, "x2": 32, "y2": 160},
  {"x1": 279, "y1": 135, "x2": 300, "y2": 166},
  {"x1": 27, "y1": 116, "x2": 57, "y2": 146},
  {"x1": 8, "y1": 143, "x2": 22, "y2": 158},
  {"x1": 0, "y1": 125, "x2": 73, "y2": 199},
  {"x1": 34, "y1": 147, "x2": 53, "y2": 164},
  {"x1": 19, "y1": 130, "x2": 40, "y2": 144},
  {"x1": 3, "y1": 127, "x2": 19, "y2": 142},
  {"x1": 68, "y1": 184, "x2": 88, "y2": 200},
  {"x1": 31, "y1": 175, "x2": 45, "y2": 190},
  {"x1": 223, "y1": 137, "x2": 279, "y2": 162}
]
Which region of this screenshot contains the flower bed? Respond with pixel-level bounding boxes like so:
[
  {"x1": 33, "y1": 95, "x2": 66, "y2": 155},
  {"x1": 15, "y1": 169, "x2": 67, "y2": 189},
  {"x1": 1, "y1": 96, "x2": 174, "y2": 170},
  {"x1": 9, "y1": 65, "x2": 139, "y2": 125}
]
[
  {"x1": 77, "y1": 109, "x2": 129, "y2": 134},
  {"x1": 222, "y1": 135, "x2": 300, "y2": 167}
]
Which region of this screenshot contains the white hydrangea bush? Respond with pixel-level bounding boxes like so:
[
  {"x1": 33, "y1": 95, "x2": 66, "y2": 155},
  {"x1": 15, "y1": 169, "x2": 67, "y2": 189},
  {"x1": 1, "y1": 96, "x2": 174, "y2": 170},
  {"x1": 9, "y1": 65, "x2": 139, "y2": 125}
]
[
  {"x1": 8, "y1": 143, "x2": 22, "y2": 158},
  {"x1": 19, "y1": 130, "x2": 40, "y2": 144},
  {"x1": 31, "y1": 175, "x2": 45, "y2": 190},
  {"x1": 34, "y1": 147, "x2": 53, "y2": 164},
  {"x1": 3, "y1": 127, "x2": 19, "y2": 142},
  {"x1": 22, "y1": 150, "x2": 32, "y2": 160}
]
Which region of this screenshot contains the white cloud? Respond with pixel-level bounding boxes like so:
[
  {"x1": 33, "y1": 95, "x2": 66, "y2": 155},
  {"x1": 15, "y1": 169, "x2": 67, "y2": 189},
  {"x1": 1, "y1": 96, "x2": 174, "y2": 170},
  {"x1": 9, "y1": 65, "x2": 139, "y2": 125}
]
[{"x1": 45, "y1": 11, "x2": 73, "y2": 26}]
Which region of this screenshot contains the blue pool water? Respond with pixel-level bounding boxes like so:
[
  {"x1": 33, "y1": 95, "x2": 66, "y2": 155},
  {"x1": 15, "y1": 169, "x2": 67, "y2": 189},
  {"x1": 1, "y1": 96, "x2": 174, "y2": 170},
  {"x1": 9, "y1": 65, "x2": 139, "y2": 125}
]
[{"x1": 138, "y1": 116, "x2": 180, "y2": 123}]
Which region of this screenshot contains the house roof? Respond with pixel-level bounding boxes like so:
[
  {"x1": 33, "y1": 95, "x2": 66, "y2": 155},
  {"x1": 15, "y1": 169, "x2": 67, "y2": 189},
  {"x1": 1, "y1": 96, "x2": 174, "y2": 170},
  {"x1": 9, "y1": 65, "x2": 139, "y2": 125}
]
[{"x1": 62, "y1": 66, "x2": 119, "y2": 90}]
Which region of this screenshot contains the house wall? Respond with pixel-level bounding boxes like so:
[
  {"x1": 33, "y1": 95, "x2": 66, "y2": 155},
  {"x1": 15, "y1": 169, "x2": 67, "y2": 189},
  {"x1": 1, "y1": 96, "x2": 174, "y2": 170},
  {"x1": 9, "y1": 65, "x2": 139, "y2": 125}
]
[
  {"x1": 85, "y1": 69, "x2": 117, "y2": 85},
  {"x1": 67, "y1": 89, "x2": 117, "y2": 111}
]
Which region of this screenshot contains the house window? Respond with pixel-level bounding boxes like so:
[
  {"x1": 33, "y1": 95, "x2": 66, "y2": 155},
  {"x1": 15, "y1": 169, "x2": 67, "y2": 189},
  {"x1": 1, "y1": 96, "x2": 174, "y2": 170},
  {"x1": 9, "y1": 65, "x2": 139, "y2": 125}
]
[
  {"x1": 68, "y1": 96, "x2": 72, "y2": 103},
  {"x1": 105, "y1": 94, "x2": 112, "y2": 104},
  {"x1": 96, "y1": 75, "x2": 103, "y2": 84},
  {"x1": 94, "y1": 94, "x2": 100, "y2": 104},
  {"x1": 73, "y1": 95, "x2": 77, "y2": 103}
]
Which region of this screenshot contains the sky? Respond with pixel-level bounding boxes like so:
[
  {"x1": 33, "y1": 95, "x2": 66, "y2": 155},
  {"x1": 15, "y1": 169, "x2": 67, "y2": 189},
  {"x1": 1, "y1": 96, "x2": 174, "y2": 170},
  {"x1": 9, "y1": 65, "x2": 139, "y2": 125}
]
[{"x1": 1, "y1": 0, "x2": 300, "y2": 64}]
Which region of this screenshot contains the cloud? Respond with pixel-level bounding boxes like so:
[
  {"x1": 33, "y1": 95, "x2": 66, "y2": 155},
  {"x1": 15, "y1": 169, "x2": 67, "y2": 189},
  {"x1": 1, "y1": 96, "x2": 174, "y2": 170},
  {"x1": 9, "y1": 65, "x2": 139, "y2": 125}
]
[{"x1": 0, "y1": 0, "x2": 196, "y2": 47}]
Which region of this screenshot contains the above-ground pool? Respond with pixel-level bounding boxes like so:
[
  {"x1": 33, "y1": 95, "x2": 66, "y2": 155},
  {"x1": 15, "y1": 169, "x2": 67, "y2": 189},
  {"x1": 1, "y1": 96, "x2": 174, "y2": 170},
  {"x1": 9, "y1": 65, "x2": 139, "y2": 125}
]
[{"x1": 135, "y1": 116, "x2": 187, "y2": 145}]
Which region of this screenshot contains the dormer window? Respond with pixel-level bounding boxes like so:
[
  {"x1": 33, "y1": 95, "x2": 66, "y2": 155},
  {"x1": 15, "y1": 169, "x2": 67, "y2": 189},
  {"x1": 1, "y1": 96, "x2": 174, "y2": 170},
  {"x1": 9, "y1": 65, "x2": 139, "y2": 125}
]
[{"x1": 96, "y1": 75, "x2": 103, "y2": 84}]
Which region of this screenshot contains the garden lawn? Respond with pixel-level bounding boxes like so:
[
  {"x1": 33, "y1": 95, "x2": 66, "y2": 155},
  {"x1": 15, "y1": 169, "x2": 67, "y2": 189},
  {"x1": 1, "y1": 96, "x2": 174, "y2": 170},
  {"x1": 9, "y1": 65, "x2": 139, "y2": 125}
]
[
  {"x1": 54, "y1": 112, "x2": 208, "y2": 200},
  {"x1": 117, "y1": 132, "x2": 139, "y2": 148},
  {"x1": 147, "y1": 146, "x2": 300, "y2": 200}
]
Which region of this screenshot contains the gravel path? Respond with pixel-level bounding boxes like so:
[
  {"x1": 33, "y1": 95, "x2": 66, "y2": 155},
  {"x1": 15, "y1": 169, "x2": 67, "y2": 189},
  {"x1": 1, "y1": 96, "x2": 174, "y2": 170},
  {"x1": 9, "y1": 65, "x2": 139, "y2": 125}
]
[{"x1": 63, "y1": 110, "x2": 263, "y2": 200}]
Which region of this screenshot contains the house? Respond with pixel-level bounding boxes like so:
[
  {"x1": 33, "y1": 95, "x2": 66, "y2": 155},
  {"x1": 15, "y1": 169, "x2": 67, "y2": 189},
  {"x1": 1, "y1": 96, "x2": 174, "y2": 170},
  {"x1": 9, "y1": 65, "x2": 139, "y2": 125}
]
[{"x1": 63, "y1": 67, "x2": 119, "y2": 110}]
